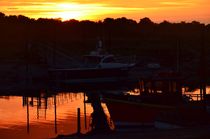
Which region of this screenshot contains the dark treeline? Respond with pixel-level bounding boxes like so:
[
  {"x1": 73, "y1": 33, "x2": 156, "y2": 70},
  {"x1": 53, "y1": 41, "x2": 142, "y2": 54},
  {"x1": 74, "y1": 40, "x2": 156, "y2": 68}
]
[{"x1": 1, "y1": 12, "x2": 210, "y2": 70}]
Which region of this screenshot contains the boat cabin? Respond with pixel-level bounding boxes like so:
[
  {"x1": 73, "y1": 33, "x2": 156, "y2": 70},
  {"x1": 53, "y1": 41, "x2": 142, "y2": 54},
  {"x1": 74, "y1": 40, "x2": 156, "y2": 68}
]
[
  {"x1": 138, "y1": 71, "x2": 183, "y2": 104},
  {"x1": 83, "y1": 54, "x2": 133, "y2": 69}
]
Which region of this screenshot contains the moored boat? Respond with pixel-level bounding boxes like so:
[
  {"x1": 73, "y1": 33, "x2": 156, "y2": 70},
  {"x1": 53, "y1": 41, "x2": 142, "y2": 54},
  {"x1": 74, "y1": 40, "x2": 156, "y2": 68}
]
[
  {"x1": 103, "y1": 71, "x2": 210, "y2": 129},
  {"x1": 48, "y1": 40, "x2": 136, "y2": 86}
]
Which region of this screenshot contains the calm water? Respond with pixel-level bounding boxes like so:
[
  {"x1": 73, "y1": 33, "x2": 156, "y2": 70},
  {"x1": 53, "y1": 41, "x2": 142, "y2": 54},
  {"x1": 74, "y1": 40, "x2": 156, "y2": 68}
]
[
  {"x1": 0, "y1": 92, "x2": 110, "y2": 139},
  {"x1": 0, "y1": 85, "x2": 209, "y2": 139}
]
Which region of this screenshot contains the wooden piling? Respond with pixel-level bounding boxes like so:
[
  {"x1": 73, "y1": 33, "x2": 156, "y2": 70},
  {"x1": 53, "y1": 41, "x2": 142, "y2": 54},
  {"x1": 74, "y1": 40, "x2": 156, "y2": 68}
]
[
  {"x1": 84, "y1": 93, "x2": 87, "y2": 129},
  {"x1": 77, "y1": 108, "x2": 81, "y2": 135}
]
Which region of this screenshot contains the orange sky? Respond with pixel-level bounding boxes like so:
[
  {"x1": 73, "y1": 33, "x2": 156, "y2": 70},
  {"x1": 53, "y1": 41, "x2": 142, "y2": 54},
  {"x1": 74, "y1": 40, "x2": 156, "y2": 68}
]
[{"x1": 1, "y1": 0, "x2": 210, "y2": 23}]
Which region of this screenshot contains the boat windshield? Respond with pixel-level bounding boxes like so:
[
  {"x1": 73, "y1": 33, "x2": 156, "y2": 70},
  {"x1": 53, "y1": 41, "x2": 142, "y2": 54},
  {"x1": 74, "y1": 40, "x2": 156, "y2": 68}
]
[
  {"x1": 83, "y1": 56, "x2": 102, "y2": 65},
  {"x1": 102, "y1": 56, "x2": 116, "y2": 63}
]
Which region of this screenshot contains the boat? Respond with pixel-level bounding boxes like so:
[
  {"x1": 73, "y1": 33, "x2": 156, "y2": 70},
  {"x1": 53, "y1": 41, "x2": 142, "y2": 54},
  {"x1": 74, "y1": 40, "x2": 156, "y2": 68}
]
[
  {"x1": 48, "y1": 40, "x2": 136, "y2": 86},
  {"x1": 103, "y1": 71, "x2": 210, "y2": 129}
]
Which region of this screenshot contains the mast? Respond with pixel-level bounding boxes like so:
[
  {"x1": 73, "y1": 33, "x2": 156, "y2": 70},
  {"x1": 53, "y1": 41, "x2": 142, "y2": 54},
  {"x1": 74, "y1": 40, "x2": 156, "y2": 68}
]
[
  {"x1": 200, "y1": 26, "x2": 206, "y2": 101},
  {"x1": 176, "y1": 40, "x2": 180, "y2": 72}
]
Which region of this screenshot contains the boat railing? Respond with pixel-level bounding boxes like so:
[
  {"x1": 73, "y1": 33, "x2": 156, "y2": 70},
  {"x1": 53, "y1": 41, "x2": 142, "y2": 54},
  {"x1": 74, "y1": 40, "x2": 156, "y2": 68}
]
[{"x1": 183, "y1": 93, "x2": 202, "y2": 102}]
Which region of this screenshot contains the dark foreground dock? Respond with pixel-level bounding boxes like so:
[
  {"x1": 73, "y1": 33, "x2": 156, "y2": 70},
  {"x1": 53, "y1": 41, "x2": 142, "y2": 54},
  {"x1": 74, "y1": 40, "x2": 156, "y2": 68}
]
[{"x1": 56, "y1": 126, "x2": 210, "y2": 139}]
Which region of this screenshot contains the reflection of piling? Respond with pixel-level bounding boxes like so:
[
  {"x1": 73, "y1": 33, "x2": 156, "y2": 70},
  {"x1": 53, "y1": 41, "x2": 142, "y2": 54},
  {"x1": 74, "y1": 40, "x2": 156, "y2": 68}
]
[
  {"x1": 26, "y1": 97, "x2": 30, "y2": 134},
  {"x1": 77, "y1": 108, "x2": 81, "y2": 135},
  {"x1": 23, "y1": 96, "x2": 27, "y2": 106},
  {"x1": 37, "y1": 97, "x2": 39, "y2": 119},
  {"x1": 54, "y1": 95, "x2": 57, "y2": 134}
]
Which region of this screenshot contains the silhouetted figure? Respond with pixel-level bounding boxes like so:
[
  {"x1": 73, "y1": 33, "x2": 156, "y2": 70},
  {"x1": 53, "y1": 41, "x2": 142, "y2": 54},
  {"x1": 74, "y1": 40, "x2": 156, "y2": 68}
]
[{"x1": 86, "y1": 92, "x2": 111, "y2": 133}]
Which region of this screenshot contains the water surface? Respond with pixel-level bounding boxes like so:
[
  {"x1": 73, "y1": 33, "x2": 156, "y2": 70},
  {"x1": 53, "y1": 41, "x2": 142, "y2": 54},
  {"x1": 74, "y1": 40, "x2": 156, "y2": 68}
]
[{"x1": 0, "y1": 92, "x2": 94, "y2": 139}]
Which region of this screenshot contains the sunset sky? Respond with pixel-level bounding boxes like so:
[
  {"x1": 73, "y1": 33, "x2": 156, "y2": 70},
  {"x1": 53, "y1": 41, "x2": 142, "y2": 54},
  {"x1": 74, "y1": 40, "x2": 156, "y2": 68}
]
[{"x1": 1, "y1": 0, "x2": 210, "y2": 23}]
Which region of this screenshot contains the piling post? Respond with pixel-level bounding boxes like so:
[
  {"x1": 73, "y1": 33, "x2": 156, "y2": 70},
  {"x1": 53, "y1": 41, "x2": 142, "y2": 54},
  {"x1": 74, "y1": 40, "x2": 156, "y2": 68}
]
[
  {"x1": 77, "y1": 108, "x2": 81, "y2": 135},
  {"x1": 84, "y1": 93, "x2": 87, "y2": 129}
]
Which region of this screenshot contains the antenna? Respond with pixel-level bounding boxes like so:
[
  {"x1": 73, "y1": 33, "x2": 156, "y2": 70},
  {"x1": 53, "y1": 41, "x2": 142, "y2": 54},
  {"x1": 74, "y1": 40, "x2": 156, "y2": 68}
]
[{"x1": 96, "y1": 37, "x2": 103, "y2": 54}]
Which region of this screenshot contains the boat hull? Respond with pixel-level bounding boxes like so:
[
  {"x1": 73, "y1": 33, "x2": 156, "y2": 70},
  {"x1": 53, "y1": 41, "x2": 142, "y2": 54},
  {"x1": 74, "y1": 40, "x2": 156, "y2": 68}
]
[
  {"x1": 105, "y1": 98, "x2": 175, "y2": 128},
  {"x1": 105, "y1": 97, "x2": 210, "y2": 129},
  {"x1": 48, "y1": 67, "x2": 131, "y2": 85}
]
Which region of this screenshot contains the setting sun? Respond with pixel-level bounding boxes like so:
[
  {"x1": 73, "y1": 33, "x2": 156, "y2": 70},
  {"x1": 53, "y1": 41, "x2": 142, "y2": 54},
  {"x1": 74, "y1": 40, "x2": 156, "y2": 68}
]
[
  {"x1": 56, "y1": 11, "x2": 83, "y2": 21},
  {"x1": 54, "y1": 3, "x2": 85, "y2": 20},
  {"x1": 52, "y1": 3, "x2": 136, "y2": 21}
]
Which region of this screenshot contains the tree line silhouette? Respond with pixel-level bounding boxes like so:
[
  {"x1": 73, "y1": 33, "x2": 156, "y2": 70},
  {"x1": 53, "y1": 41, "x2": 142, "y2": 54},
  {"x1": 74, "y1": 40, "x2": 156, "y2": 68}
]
[{"x1": 0, "y1": 12, "x2": 210, "y2": 69}]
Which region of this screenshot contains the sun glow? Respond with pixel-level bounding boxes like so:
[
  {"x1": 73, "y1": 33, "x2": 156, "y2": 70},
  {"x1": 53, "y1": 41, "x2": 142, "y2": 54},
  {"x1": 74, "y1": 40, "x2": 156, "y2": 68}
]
[
  {"x1": 53, "y1": 3, "x2": 95, "y2": 21},
  {"x1": 52, "y1": 3, "x2": 134, "y2": 21},
  {"x1": 1, "y1": 1, "x2": 144, "y2": 21},
  {"x1": 56, "y1": 11, "x2": 83, "y2": 21}
]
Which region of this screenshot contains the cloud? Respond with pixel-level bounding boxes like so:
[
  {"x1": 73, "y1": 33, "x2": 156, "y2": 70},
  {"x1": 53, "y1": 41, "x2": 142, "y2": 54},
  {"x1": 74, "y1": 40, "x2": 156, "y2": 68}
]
[{"x1": 159, "y1": 1, "x2": 194, "y2": 7}]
